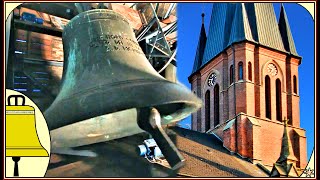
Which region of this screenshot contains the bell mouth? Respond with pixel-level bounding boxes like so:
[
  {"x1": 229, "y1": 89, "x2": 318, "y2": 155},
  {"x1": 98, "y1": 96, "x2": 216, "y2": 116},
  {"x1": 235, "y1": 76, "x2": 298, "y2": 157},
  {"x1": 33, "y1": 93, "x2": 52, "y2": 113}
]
[
  {"x1": 44, "y1": 79, "x2": 202, "y2": 131},
  {"x1": 49, "y1": 102, "x2": 197, "y2": 148},
  {"x1": 50, "y1": 108, "x2": 143, "y2": 148},
  {"x1": 155, "y1": 102, "x2": 198, "y2": 125}
]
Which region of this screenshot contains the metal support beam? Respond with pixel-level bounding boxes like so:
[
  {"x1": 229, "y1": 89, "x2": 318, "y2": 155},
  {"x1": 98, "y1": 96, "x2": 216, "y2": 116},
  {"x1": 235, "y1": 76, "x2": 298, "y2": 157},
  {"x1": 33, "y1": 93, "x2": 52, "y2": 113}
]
[
  {"x1": 137, "y1": 18, "x2": 156, "y2": 41},
  {"x1": 139, "y1": 21, "x2": 176, "y2": 42},
  {"x1": 164, "y1": 3, "x2": 176, "y2": 20},
  {"x1": 148, "y1": 28, "x2": 161, "y2": 60},
  {"x1": 149, "y1": 3, "x2": 172, "y2": 56},
  {"x1": 158, "y1": 49, "x2": 177, "y2": 74}
]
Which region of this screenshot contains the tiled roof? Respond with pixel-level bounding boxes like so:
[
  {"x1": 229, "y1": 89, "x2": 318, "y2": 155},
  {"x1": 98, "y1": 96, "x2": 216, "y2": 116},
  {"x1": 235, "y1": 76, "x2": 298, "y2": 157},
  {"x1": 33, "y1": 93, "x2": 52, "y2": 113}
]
[
  {"x1": 46, "y1": 127, "x2": 268, "y2": 177},
  {"x1": 192, "y1": 3, "x2": 297, "y2": 74},
  {"x1": 172, "y1": 127, "x2": 268, "y2": 177}
]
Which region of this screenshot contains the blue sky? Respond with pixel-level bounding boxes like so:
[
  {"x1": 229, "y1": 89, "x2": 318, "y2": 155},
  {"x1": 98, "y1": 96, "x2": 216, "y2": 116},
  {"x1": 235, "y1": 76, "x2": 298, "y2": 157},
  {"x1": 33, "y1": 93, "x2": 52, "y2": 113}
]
[{"x1": 176, "y1": 3, "x2": 315, "y2": 160}]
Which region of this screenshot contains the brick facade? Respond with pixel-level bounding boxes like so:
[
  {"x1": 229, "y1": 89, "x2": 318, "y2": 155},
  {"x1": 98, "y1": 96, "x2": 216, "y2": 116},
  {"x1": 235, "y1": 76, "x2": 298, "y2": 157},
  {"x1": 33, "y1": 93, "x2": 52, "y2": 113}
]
[{"x1": 190, "y1": 41, "x2": 307, "y2": 169}]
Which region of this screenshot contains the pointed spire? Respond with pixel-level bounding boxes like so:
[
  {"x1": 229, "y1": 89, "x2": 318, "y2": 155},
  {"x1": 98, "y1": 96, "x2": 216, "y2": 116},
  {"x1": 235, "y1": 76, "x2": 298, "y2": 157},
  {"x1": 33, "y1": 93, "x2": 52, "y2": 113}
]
[
  {"x1": 227, "y1": 3, "x2": 254, "y2": 47},
  {"x1": 270, "y1": 117, "x2": 299, "y2": 177},
  {"x1": 201, "y1": 3, "x2": 287, "y2": 69},
  {"x1": 277, "y1": 117, "x2": 298, "y2": 165},
  {"x1": 278, "y1": 3, "x2": 298, "y2": 56},
  {"x1": 247, "y1": 3, "x2": 285, "y2": 52},
  {"x1": 191, "y1": 13, "x2": 207, "y2": 74},
  {"x1": 201, "y1": 3, "x2": 229, "y2": 67},
  {"x1": 192, "y1": 3, "x2": 298, "y2": 74},
  {"x1": 201, "y1": 13, "x2": 205, "y2": 24}
]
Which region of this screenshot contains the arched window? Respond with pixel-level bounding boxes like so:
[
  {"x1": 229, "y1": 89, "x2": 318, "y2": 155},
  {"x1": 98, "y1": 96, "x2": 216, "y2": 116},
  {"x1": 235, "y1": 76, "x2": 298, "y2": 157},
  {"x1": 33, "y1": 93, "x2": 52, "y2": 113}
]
[
  {"x1": 238, "y1": 62, "x2": 243, "y2": 80},
  {"x1": 265, "y1": 76, "x2": 271, "y2": 119},
  {"x1": 248, "y1": 62, "x2": 252, "y2": 81},
  {"x1": 276, "y1": 79, "x2": 282, "y2": 121},
  {"x1": 230, "y1": 65, "x2": 234, "y2": 85},
  {"x1": 293, "y1": 75, "x2": 297, "y2": 94},
  {"x1": 214, "y1": 84, "x2": 220, "y2": 127},
  {"x1": 205, "y1": 90, "x2": 210, "y2": 131}
]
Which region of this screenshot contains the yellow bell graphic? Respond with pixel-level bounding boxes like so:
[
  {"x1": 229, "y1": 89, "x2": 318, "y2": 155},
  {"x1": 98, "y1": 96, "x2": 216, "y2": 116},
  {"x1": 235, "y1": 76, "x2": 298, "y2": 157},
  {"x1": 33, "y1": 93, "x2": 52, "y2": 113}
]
[{"x1": 6, "y1": 95, "x2": 49, "y2": 177}]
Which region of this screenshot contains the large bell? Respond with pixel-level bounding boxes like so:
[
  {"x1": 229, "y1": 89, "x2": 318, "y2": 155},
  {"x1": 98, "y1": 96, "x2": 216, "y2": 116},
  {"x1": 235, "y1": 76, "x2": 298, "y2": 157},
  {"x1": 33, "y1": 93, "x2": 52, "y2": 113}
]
[
  {"x1": 45, "y1": 9, "x2": 200, "y2": 139},
  {"x1": 44, "y1": 9, "x2": 201, "y2": 168}
]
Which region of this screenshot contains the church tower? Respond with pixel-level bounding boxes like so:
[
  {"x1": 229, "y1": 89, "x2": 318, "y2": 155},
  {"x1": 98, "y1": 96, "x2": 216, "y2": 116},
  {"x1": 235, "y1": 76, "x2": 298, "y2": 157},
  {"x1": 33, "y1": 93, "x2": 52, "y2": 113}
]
[{"x1": 188, "y1": 3, "x2": 307, "y2": 170}]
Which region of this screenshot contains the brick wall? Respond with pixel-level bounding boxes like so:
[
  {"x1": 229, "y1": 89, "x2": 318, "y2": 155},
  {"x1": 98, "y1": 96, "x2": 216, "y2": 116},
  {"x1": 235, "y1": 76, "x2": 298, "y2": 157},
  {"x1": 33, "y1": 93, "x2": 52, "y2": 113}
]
[
  {"x1": 189, "y1": 41, "x2": 306, "y2": 169},
  {"x1": 219, "y1": 114, "x2": 307, "y2": 169}
]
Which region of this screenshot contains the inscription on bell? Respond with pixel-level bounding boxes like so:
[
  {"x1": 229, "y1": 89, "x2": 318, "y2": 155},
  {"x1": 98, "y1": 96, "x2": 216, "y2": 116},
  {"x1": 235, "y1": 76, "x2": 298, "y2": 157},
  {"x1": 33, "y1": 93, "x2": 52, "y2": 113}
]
[{"x1": 89, "y1": 34, "x2": 143, "y2": 55}]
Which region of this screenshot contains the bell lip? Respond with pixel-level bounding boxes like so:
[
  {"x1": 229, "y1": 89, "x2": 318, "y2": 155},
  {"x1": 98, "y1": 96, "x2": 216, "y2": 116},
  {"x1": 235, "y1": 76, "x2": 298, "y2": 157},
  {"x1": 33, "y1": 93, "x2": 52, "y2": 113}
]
[{"x1": 44, "y1": 80, "x2": 202, "y2": 130}]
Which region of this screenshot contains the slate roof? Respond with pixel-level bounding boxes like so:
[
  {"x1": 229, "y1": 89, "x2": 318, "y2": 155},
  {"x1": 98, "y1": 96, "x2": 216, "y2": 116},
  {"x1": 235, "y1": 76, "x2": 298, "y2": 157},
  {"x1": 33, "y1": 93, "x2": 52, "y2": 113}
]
[
  {"x1": 278, "y1": 3, "x2": 298, "y2": 56},
  {"x1": 46, "y1": 126, "x2": 268, "y2": 177},
  {"x1": 191, "y1": 14, "x2": 207, "y2": 74},
  {"x1": 201, "y1": 3, "x2": 229, "y2": 69},
  {"x1": 192, "y1": 3, "x2": 299, "y2": 74},
  {"x1": 227, "y1": 3, "x2": 254, "y2": 47}
]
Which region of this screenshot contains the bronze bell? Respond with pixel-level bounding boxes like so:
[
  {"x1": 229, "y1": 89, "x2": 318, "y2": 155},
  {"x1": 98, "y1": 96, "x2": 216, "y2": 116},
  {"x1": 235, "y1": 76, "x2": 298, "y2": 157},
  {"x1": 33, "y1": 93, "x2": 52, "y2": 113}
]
[{"x1": 44, "y1": 9, "x2": 201, "y2": 169}]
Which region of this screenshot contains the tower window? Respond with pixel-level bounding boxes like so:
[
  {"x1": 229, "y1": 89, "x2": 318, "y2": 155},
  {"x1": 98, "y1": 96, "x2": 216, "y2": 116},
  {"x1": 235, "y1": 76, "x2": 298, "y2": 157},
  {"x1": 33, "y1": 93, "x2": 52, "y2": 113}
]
[
  {"x1": 230, "y1": 65, "x2": 234, "y2": 85},
  {"x1": 248, "y1": 62, "x2": 252, "y2": 81},
  {"x1": 238, "y1": 62, "x2": 243, "y2": 80},
  {"x1": 265, "y1": 75, "x2": 271, "y2": 119},
  {"x1": 214, "y1": 84, "x2": 220, "y2": 127},
  {"x1": 276, "y1": 79, "x2": 282, "y2": 121},
  {"x1": 293, "y1": 75, "x2": 297, "y2": 94},
  {"x1": 205, "y1": 90, "x2": 210, "y2": 131}
]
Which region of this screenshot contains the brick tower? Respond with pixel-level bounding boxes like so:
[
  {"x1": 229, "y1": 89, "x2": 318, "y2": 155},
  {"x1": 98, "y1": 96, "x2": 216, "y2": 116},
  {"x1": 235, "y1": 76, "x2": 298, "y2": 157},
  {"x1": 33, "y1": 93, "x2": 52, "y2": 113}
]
[{"x1": 188, "y1": 3, "x2": 307, "y2": 170}]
